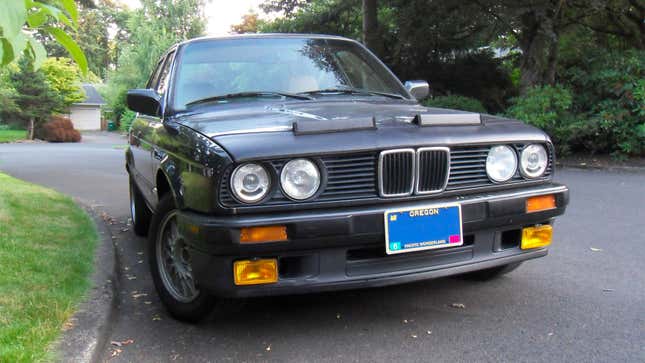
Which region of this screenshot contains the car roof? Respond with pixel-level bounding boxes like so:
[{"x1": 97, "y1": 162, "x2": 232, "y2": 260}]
[{"x1": 176, "y1": 33, "x2": 356, "y2": 47}]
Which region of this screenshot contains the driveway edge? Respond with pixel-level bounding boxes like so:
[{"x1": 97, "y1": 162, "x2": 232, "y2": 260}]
[
  {"x1": 557, "y1": 161, "x2": 645, "y2": 173},
  {"x1": 55, "y1": 205, "x2": 119, "y2": 363}
]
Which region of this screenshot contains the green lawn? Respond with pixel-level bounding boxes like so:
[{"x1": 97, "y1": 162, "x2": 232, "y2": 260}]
[
  {"x1": 0, "y1": 130, "x2": 27, "y2": 143},
  {"x1": 0, "y1": 173, "x2": 98, "y2": 362}
]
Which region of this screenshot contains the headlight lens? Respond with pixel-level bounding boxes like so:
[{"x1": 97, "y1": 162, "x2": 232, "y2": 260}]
[
  {"x1": 520, "y1": 144, "x2": 548, "y2": 178},
  {"x1": 231, "y1": 163, "x2": 271, "y2": 203},
  {"x1": 486, "y1": 145, "x2": 518, "y2": 182},
  {"x1": 280, "y1": 159, "x2": 321, "y2": 200}
]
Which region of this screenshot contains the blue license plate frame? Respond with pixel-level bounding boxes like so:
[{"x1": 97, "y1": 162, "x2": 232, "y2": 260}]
[{"x1": 384, "y1": 203, "x2": 463, "y2": 255}]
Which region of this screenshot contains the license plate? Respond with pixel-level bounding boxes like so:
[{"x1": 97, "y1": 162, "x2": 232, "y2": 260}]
[{"x1": 384, "y1": 203, "x2": 463, "y2": 255}]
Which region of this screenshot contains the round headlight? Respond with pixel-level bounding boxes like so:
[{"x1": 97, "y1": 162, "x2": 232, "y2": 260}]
[
  {"x1": 280, "y1": 159, "x2": 321, "y2": 200},
  {"x1": 486, "y1": 145, "x2": 518, "y2": 183},
  {"x1": 231, "y1": 163, "x2": 271, "y2": 203},
  {"x1": 520, "y1": 144, "x2": 548, "y2": 178}
]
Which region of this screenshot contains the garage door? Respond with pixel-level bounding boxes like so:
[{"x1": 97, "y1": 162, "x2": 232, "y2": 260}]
[{"x1": 70, "y1": 106, "x2": 101, "y2": 130}]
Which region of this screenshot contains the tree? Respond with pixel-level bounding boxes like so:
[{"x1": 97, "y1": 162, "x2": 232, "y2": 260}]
[
  {"x1": 362, "y1": 0, "x2": 382, "y2": 56},
  {"x1": 0, "y1": 67, "x2": 19, "y2": 123},
  {"x1": 260, "y1": 0, "x2": 514, "y2": 111},
  {"x1": 40, "y1": 57, "x2": 85, "y2": 112},
  {"x1": 261, "y1": 0, "x2": 362, "y2": 38},
  {"x1": 464, "y1": 0, "x2": 642, "y2": 92},
  {"x1": 37, "y1": 2, "x2": 128, "y2": 79},
  {"x1": 104, "y1": 0, "x2": 207, "y2": 120},
  {"x1": 0, "y1": 0, "x2": 87, "y2": 73},
  {"x1": 231, "y1": 11, "x2": 266, "y2": 33},
  {"x1": 576, "y1": 0, "x2": 644, "y2": 50},
  {"x1": 260, "y1": 0, "x2": 312, "y2": 15},
  {"x1": 9, "y1": 57, "x2": 59, "y2": 139}
]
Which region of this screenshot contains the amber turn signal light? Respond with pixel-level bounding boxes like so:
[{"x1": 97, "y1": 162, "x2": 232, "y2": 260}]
[
  {"x1": 526, "y1": 194, "x2": 556, "y2": 213},
  {"x1": 234, "y1": 259, "x2": 278, "y2": 285},
  {"x1": 239, "y1": 226, "x2": 287, "y2": 244},
  {"x1": 521, "y1": 225, "x2": 553, "y2": 249}
]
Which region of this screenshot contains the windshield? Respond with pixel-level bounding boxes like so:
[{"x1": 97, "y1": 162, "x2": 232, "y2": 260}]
[{"x1": 172, "y1": 37, "x2": 409, "y2": 110}]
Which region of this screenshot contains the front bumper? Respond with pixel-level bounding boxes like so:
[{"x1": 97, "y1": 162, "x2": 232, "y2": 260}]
[{"x1": 179, "y1": 183, "x2": 569, "y2": 298}]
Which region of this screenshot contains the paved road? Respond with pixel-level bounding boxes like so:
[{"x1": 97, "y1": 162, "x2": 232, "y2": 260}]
[{"x1": 1, "y1": 134, "x2": 644, "y2": 363}]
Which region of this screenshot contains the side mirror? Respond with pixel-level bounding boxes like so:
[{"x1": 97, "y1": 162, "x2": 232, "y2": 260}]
[
  {"x1": 126, "y1": 89, "x2": 162, "y2": 117},
  {"x1": 404, "y1": 80, "x2": 430, "y2": 100}
]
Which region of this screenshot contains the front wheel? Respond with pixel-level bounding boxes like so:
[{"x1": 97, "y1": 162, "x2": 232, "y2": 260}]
[
  {"x1": 458, "y1": 262, "x2": 523, "y2": 281},
  {"x1": 148, "y1": 194, "x2": 215, "y2": 322}
]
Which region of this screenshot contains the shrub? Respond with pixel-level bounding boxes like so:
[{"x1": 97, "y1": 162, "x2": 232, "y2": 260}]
[
  {"x1": 43, "y1": 115, "x2": 82, "y2": 143},
  {"x1": 423, "y1": 95, "x2": 488, "y2": 114},
  {"x1": 119, "y1": 110, "x2": 137, "y2": 132},
  {"x1": 506, "y1": 85, "x2": 576, "y2": 154},
  {"x1": 562, "y1": 49, "x2": 645, "y2": 156}
]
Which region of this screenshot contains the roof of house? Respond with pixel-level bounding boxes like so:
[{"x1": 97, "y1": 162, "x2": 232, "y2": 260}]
[{"x1": 76, "y1": 84, "x2": 106, "y2": 106}]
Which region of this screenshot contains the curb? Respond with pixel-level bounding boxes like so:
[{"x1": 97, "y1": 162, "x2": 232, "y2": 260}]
[
  {"x1": 55, "y1": 205, "x2": 119, "y2": 363},
  {"x1": 556, "y1": 162, "x2": 645, "y2": 173}
]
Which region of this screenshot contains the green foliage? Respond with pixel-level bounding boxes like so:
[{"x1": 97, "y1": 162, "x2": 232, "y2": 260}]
[
  {"x1": 506, "y1": 85, "x2": 573, "y2": 130},
  {"x1": 506, "y1": 85, "x2": 576, "y2": 154},
  {"x1": 0, "y1": 129, "x2": 27, "y2": 143},
  {"x1": 8, "y1": 57, "x2": 59, "y2": 130},
  {"x1": 104, "y1": 0, "x2": 206, "y2": 121},
  {"x1": 424, "y1": 95, "x2": 488, "y2": 114},
  {"x1": 562, "y1": 49, "x2": 645, "y2": 156},
  {"x1": 0, "y1": 66, "x2": 18, "y2": 120},
  {"x1": 0, "y1": 0, "x2": 87, "y2": 74},
  {"x1": 119, "y1": 110, "x2": 136, "y2": 132},
  {"x1": 40, "y1": 57, "x2": 85, "y2": 112},
  {"x1": 261, "y1": 0, "x2": 361, "y2": 39}
]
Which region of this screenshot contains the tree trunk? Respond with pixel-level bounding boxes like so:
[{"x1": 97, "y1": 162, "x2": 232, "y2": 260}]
[
  {"x1": 362, "y1": 0, "x2": 382, "y2": 56},
  {"x1": 544, "y1": 30, "x2": 559, "y2": 85},
  {"x1": 518, "y1": 10, "x2": 560, "y2": 93},
  {"x1": 518, "y1": 19, "x2": 546, "y2": 93},
  {"x1": 27, "y1": 117, "x2": 35, "y2": 140}
]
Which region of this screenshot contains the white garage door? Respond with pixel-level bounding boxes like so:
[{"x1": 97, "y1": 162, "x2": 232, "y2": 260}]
[{"x1": 70, "y1": 106, "x2": 101, "y2": 130}]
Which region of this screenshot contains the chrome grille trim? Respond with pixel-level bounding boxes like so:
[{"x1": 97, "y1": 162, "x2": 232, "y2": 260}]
[
  {"x1": 378, "y1": 148, "x2": 416, "y2": 197},
  {"x1": 415, "y1": 147, "x2": 451, "y2": 194}
]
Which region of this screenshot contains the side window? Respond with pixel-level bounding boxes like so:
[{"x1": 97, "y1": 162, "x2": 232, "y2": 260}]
[
  {"x1": 156, "y1": 51, "x2": 176, "y2": 94},
  {"x1": 146, "y1": 58, "x2": 165, "y2": 89}
]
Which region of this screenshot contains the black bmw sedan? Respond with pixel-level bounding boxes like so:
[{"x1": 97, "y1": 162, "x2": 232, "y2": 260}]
[{"x1": 125, "y1": 34, "x2": 569, "y2": 321}]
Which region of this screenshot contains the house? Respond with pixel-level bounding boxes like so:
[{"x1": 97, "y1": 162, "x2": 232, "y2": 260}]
[{"x1": 69, "y1": 84, "x2": 105, "y2": 130}]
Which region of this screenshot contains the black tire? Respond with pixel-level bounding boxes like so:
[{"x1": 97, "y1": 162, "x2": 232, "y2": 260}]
[
  {"x1": 148, "y1": 194, "x2": 216, "y2": 322},
  {"x1": 129, "y1": 176, "x2": 151, "y2": 237},
  {"x1": 458, "y1": 262, "x2": 523, "y2": 281}
]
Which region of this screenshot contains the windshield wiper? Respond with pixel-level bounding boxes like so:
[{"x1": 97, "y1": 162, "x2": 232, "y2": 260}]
[
  {"x1": 186, "y1": 91, "x2": 313, "y2": 107},
  {"x1": 300, "y1": 88, "x2": 407, "y2": 100}
]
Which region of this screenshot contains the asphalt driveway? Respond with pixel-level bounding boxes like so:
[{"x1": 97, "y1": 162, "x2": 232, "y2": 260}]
[{"x1": 1, "y1": 133, "x2": 643, "y2": 363}]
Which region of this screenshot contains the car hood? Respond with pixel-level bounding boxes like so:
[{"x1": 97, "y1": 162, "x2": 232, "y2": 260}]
[{"x1": 175, "y1": 100, "x2": 548, "y2": 162}]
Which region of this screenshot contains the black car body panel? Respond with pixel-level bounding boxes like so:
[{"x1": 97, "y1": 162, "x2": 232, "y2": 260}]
[
  {"x1": 177, "y1": 100, "x2": 546, "y2": 162},
  {"x1": 125, "y1": 34, "x2": 569, "y2": 303}
]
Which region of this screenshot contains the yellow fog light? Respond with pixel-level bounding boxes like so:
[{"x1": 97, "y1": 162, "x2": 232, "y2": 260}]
[
  {"x1": 234, "y1": 259, "x2": 278, "y2": 285},
  {"x1": 521, "y1": 225, "x2": 553, "y2": 249}
]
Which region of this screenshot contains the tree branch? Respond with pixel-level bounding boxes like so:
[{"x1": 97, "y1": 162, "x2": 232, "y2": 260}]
[{"x1": 466, "y1": 0, "x2": 519, "y2": 37}]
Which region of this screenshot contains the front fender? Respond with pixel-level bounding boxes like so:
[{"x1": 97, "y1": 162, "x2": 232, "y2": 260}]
[{"x1": 153, "y1": 122, "x2": 232, "y2": 213}]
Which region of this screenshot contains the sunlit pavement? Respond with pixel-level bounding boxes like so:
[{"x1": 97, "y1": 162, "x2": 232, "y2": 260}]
[{"x1": 1, "y1": 134, "x2": 643, "y2": 362}]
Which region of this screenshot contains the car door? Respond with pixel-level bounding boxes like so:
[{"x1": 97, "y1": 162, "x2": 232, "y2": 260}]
[{"x1": 129, "y1": 54, "x2": 169, "y2": 203}]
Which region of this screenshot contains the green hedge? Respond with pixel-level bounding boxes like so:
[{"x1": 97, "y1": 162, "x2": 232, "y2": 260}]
[
  {"x1": 118, "y1": 110, "x2": 137, "y2": 132},
  {"x1": 507, "y1": 50, "x2": 645, "y2": 157}
]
